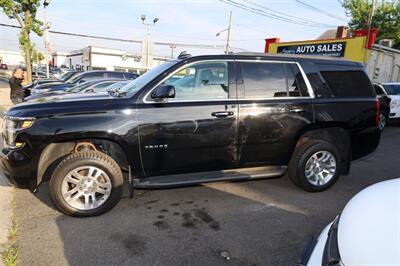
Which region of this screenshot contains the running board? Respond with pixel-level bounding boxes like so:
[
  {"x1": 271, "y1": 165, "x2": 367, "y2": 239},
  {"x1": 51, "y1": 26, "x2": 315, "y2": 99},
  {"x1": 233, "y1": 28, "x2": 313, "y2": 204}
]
[{"x1": 133, "y1": 166, "x2": 287, "y2": 189}]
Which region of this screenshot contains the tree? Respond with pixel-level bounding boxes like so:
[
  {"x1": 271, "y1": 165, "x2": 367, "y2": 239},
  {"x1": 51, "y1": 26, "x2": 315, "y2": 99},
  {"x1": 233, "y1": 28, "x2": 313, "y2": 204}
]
[
  {"x1": 0, "y1": 0, "x2": 43, "y2": 82},
  {"x1": 31, "y1": 46, "x2": 44, "y2": 65},
  {"x1": 342, "y1": 0, "x2": 400, "y2": 49}
]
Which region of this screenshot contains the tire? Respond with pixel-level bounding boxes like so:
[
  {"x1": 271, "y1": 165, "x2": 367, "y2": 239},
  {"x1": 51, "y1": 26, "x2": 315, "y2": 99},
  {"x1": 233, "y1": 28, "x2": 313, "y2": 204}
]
[
  {"x1": 49, "y1": 150, "x2": 123, "y2": 217},
  {"x1": 379, "y1": 113, "x2": 386, "y2": 131},
  {"x1": 288, "y1": 139, "x2": 342, "y2": 192}
]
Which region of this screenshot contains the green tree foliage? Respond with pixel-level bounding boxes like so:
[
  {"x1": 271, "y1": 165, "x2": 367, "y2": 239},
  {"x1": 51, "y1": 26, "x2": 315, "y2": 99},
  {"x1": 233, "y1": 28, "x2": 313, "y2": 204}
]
[
  {"x1": 0, "y1": 0, "x2": 43, "y2": 82},
  {"x1": 342, "y1": 0, "x2": 400, "y2": 49},
  {"x1": 31, "y1": 46, "x2": 44, "y2": 64}
]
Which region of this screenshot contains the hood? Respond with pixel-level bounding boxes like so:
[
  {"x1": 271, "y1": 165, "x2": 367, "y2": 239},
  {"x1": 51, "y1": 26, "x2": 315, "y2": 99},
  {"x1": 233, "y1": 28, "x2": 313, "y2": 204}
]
[
  {"x1": 338, "y1": 178, "x2": 400, "y2": 265},
  {"x1": 26, "y1": 92, "x2": 110, "y2": 104},
  {"x1": 7, "y1": 92, "x2": 115, "y2": 117}
]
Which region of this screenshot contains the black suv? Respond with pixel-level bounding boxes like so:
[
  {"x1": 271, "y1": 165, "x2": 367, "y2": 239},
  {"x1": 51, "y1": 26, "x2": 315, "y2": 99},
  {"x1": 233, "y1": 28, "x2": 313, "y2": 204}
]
[{"x1": 1, "y1": 53, "x2": 381, "y2": 217}]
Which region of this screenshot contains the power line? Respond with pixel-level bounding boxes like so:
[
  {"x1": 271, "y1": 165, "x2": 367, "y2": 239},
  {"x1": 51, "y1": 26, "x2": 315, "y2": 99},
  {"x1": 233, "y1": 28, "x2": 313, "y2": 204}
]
[
  {"x1": 218, "y1": 0, "x2": 336, "y2": 28},
  {"x1": 294, "y1": 0, "x2": 348, "y2": 22},
  {"x1": 0, "y1": 23, "x2": 235, "y2": 50},
  {"x1": 240, "y1": 0, "x2": 333, "y2": 26}
]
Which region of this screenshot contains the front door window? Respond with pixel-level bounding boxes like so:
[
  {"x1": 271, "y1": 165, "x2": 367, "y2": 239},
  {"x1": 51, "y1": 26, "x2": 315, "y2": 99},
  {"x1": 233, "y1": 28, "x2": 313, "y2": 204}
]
[{"x1": 162, "y1": 61, "x2": 229, "y2": 101}]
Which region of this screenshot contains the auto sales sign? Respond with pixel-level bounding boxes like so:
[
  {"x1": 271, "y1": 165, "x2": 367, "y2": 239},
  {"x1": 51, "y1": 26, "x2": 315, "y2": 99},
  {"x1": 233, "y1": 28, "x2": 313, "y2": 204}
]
[{"x1": 277, "y1": 42, "x2": 346, "y2": 57}]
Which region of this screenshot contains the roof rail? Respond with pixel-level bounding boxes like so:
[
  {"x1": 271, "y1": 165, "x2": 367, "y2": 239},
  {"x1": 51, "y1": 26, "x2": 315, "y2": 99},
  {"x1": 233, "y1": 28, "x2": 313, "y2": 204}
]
[{"x1": 178, "y1": 51, "x2": 191, "y2": 59}]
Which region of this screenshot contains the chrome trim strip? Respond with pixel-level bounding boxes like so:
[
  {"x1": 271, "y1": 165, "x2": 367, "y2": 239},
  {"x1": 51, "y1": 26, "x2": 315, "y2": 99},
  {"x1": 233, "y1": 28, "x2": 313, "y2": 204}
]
[
  {"x1": 295, "y1": 62, "x2": 315, "y2": 98},
  {"x1": 143, "y1": 59, "x2": 315, "y2": 104}
]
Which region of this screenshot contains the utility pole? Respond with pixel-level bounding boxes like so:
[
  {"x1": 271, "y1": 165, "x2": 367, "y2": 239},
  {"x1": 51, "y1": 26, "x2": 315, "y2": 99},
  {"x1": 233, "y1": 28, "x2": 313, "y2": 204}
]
[
  {"x1": 141, "y1": 15, "x2": 159, "y2": 71},
  {"x1": 225, "y1": 11, "x2": 232, "y2": 54},
  {"x1": 364, "y1": 0, "x2": 376, "y2": 62},
  {"x1": 216, "y1": 11, "x2": 233, "y2": 54},
  {"x1": 43, "y1": 0, "x2": 51, "y2": 78},
  {"x1": 170, "y1": 44, "x2": 177, "y2": 58}
]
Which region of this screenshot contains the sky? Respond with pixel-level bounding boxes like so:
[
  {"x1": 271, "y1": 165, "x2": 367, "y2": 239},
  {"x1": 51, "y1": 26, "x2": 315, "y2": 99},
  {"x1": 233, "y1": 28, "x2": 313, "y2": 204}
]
[{"x1": 0, "y1": 0, "x2": 349, "y2": 58}]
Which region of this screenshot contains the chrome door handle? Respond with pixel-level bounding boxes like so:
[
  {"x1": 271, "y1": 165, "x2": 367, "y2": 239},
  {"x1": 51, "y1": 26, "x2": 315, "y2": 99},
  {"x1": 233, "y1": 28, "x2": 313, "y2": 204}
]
[{"x1": 212, "y1": 111, "x2": 234, "y2": 118}]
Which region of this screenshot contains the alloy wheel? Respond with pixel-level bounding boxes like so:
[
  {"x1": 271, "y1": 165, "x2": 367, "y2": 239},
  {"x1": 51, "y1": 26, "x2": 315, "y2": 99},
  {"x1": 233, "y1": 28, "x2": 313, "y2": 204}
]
[
  {"x1": 61, "y1": 166, "x2": 112, "y2": 210},
  {"x1": 305, "y1": 151, "x2": 337, "y2": 186}
]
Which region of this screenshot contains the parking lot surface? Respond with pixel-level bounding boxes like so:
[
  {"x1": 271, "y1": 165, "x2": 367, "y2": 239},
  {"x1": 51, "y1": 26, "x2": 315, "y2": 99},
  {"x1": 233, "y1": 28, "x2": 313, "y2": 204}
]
[{"x1": 13, "y1": 126, "x2": 400, "y2": 266}]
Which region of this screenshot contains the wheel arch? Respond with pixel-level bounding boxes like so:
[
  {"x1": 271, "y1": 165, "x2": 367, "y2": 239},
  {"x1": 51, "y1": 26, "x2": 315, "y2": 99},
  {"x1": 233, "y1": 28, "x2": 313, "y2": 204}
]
[
  {"x1": 291, "y1": 124, "x2": 351, "y2": 175},
  {"x1": 37, "y1": 138, "x2": 133, "y2": 186}
]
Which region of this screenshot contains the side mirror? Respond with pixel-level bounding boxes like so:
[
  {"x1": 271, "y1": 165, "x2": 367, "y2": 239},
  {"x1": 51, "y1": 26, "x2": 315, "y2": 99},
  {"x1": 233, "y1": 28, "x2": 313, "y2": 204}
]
[
  {"x1": 85, "y1": 88, "x2": 94, "y2": 93},
  {"x1": 151, "y1": 84, "x2": 175, "y2": 99}
]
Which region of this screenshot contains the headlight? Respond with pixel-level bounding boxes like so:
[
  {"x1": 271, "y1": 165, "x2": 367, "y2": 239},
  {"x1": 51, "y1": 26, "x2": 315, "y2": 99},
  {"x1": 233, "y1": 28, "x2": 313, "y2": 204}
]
[
  {"x1": 2, "y1": 116, "x2": 35, "y2": 149},
  {"x1": 391, "y1": 100, "x2": 400, "y2": 108}
]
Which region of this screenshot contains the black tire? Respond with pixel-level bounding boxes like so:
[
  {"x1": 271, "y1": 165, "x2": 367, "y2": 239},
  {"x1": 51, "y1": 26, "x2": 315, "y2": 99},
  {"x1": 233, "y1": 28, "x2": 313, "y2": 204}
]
[
  {"x1": 49, "y1": 150, "x2": 123, "y2": 217},
  {"x1": 288, "y1": 139, "x2": 341, "y2": 192},
  {"x1": 379, "y1": 113, "x2": 387, "y2": 131}
]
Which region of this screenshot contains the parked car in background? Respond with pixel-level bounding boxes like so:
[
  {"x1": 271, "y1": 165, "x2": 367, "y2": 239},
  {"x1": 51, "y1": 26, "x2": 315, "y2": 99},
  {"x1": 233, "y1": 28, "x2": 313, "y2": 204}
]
[
  {"x1": 300, "y1": 179, "x2": 400, "y2": 266},
  {"x1": 1, "y1": 53, "x2": 381, "y2": 216},
  {"x1": 381, "y1": 83, "x2": 400, "y2": 120},
  {"x1": 373, "y1": 83, "x2": 391, "y2": 130},
  {"x1": 30, "y1": 71, "x2": 138, "y2": 95},
  {"x1": 30, "y1": 70, "x2": 81, "y2": 87},
  {"x1": 25, "y1": 79, "x2": 124, "y2": 101}
]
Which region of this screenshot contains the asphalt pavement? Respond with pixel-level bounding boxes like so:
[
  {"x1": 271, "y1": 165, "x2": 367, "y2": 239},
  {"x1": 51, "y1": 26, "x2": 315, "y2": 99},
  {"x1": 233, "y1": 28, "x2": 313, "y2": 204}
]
[{"x1": 13, "y1": 126, "x2": 400, "y2": 266}]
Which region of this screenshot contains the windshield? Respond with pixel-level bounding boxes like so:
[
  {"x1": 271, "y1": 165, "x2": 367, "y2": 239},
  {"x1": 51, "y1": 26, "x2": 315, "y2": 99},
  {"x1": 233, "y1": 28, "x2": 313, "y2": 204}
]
[
  {"x1": 67, "y1": 81, "x2": 95, "y2": 93},
  {"x1": 67, "y1": 72, "x2": 86, "y2": 84},
  {"x1": 59, "y1": 71, "x2": 75, "y2": 81},
  {"x1": 118, "y1": 61, "x2": 178, "y2": 95},
  {"x1": 383, "y1": 84, "x2": 400, "y2": 95}
]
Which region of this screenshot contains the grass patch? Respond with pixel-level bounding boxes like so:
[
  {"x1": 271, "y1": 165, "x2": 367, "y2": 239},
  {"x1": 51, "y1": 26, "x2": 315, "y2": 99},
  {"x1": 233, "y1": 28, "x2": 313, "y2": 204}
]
[{"x1": 1, "y1": 188, "x2": 18, "y2": 266}]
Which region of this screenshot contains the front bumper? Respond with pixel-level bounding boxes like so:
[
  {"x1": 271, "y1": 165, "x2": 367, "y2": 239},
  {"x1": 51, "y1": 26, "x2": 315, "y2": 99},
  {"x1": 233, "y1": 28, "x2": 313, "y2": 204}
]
[
  {"x1": 0, "y1": 143, "x2": 38, "y2": 189},
  {"x1": 389, "y1": 106, "x2": 400, "y2": 119}
]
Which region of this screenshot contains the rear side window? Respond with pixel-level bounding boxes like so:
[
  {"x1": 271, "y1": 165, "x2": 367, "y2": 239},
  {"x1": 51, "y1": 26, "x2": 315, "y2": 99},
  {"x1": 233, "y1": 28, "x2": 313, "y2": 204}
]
[
  {"x1": 240, "y1": 62, "x2": 309, "y2": 98},
  {"x1": 107, "y1": 72, "x2": 125, "y2": 79},
  {"x1": 81, "y1": 72, "x2": 104, "y2": 81},
  {"x1": 124, "y1": 73, "x2": 138, "y2": 80},
  {"x1": 319, "y1": 69, "x2": 374, "y2": 97}
]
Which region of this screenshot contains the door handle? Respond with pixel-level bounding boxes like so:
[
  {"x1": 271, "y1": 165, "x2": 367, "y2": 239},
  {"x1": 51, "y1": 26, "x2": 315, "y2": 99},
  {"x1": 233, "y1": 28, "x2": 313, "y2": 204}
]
[
  {"x1": 288, "y1": 108, "x2": 305, "y2": 114},
  {"x1": 212, "y1": 111, "x2": 234, "y2": 118}
]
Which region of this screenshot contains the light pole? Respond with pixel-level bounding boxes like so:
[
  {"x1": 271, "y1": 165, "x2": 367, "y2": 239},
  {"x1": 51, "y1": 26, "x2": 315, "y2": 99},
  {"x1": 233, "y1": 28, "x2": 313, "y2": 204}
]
[
  {"x1": 141, "y1": 15, "x2": 159, "y2": 70},
  {"x1": 216, "y1": 11, "x2": 232, "y2": 54},
  {"x1": 43, "y1": 0, "x2": 51, "y2": 78}
]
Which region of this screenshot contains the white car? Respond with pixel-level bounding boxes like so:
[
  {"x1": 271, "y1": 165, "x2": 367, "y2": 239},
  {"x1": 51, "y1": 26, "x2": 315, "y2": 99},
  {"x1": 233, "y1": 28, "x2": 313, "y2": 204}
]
[
  {"x1": 382, "y1": 83, "x2": 400, "y2": 119},
  {"x1": 299, "y1": 179, "x2": 400, "y2": 266}
]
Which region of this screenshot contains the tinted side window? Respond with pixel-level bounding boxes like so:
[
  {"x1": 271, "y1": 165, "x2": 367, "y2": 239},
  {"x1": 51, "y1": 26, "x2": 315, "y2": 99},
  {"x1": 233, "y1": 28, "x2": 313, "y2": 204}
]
[
  {"x1": 124, "y1": 73, "x2": 138, "y2": 80},
  {"x1": 288, "y1": 64, "x2": 309, "y2": 97},
  {"x1": 241, "y1": 62, "x2": 307, "y2": 98},
  {"x1": 241, "y1": 62, "x2": 286, "y2": 98},
  {"x1": 319, "y1": 69, "x2": 374, "y2": 97},
  {"x1": 81, "y1": 72, "x2": 104, "y2": 82},
  {"x1": 107, "y1": 72, "x2": 125, "y2": 79}
]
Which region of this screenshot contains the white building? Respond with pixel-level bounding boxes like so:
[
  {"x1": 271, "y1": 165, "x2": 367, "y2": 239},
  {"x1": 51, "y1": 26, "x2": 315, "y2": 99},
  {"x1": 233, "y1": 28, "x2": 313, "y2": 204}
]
[
  {"x1": 366, "y1": 44, "x2": 400, "y2": 84},
  {"x1": 0, "y1": 49, "x2": 24, "y2": 66},
  {"x1": 52, "y1": 46, "x2": 169, "y2": 74}
]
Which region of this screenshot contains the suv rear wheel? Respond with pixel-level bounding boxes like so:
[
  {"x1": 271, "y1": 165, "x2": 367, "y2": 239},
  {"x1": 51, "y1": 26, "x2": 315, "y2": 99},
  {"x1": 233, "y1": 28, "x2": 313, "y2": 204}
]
[
  {"x1": 288, "y1": 139, "x2": 341, "y2": 192},
  {"x1": 49, "y1": 150, "x2": 123, "y2": 217}
]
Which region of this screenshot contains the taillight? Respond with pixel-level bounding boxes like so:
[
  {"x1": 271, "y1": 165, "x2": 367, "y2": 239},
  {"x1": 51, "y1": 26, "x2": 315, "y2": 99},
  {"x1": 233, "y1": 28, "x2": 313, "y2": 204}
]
[{"x1": 376, "y1": 98, "x2": 380, "y2": 126}]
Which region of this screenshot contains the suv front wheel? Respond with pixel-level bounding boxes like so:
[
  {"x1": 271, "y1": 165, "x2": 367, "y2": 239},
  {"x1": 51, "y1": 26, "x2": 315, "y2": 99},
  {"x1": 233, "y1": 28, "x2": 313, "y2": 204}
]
[
  {"x1": 49, "y1": 150, "x2": 123, "y2": 217},
  {"x1": 288, "y1": 139, "x2": 342, "y2": 192}
]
